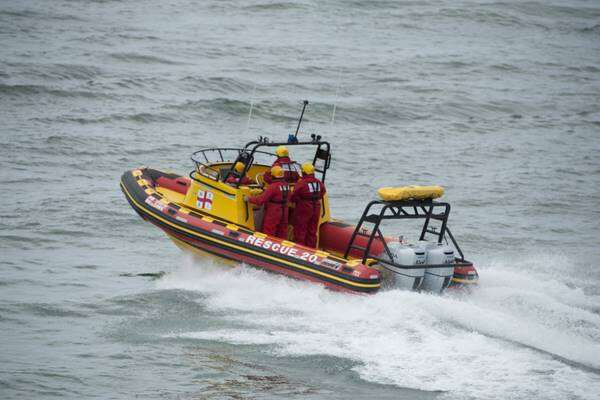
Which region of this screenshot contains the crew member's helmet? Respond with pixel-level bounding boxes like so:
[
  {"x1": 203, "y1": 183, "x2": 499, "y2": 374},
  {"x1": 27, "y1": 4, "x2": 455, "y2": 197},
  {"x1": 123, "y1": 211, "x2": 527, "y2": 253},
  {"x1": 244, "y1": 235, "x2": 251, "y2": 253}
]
[
  {"x1": 271, "y1": 165, "x2": 284, "y2": 178},
  {"x1": 301, "y1": 162, "x2": 315, "y2": 175},
  {"x1": 234, "y1": 162, "x2": 245, "y2": 173},
  {"x1": 275, "y1": 145, "x2": 289, "y2": 157}
]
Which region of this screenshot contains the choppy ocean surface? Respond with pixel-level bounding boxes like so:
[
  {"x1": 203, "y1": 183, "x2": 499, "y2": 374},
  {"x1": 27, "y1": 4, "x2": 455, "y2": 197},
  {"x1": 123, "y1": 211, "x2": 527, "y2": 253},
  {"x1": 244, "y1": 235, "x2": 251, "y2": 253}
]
[{"x1": 1, "y1": 0, "x2": 600, "y2": 398}]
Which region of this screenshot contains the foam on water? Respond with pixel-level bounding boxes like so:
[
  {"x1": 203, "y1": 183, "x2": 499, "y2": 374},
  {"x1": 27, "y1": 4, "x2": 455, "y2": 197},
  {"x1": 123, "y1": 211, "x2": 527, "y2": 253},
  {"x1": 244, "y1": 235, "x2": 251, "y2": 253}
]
[{"x1": 158, "y1": 255, "x2": 600, "y2": 399}]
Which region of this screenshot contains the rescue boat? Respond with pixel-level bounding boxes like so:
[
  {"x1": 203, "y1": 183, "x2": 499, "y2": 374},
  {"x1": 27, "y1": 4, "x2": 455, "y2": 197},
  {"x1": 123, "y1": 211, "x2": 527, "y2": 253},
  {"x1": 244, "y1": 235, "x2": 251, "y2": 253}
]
[{"x1": 120, "y1": 134, "x2": 478, "y2": 294}]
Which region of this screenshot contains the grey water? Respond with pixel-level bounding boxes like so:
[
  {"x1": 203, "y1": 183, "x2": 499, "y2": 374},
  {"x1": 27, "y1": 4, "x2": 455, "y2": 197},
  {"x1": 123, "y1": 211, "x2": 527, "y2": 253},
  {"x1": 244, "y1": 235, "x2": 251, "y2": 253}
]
[{"x1": 1, "y1": 0, "x2": 600, "y2": 398}]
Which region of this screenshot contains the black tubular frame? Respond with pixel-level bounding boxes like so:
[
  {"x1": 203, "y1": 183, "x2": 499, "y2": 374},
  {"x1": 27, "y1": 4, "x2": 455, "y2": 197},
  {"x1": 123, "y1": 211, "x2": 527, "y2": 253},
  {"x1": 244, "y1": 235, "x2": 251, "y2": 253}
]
[
  {"x1": 241, "y1": 139, "x2": 331, "y2": 183},
  {"x1": 343, "y1": 199, "x2": 470, "y2": 269},
  {"x1": 190, "y1": 139, "x2": 332, "y2": 187}
]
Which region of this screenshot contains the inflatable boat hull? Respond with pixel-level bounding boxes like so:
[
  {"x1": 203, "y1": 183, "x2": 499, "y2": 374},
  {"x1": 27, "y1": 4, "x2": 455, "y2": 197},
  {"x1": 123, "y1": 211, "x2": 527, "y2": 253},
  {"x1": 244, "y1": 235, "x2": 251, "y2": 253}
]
[{"x1": 120, "y1": 168, "x2": 382, "y2": 294}]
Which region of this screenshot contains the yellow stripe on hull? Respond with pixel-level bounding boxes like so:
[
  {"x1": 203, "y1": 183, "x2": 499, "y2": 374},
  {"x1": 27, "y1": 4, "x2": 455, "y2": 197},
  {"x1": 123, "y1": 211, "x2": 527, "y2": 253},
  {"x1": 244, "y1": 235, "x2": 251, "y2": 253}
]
[
  {"x1": 167, "y1": 232, "x2": 239, "y2": 267},
  {"x1": 451, "y1": 277, "x2": 479, "y2": 285}
]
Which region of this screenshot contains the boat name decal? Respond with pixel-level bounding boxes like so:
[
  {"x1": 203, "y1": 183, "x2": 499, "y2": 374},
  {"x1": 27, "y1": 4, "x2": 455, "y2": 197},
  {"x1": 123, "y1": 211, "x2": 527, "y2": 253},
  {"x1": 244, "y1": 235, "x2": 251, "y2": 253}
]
[
  {"x1": 245, "y1": 235, "x2": 319, "y2": 263},
  {"x1": 196, "y1": 189, "x2": 214, "y2": 210}
]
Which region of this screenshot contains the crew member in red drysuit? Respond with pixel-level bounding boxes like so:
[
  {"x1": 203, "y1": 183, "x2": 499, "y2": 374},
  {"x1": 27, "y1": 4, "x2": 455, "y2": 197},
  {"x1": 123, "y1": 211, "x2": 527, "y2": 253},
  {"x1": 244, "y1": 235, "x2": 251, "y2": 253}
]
[
  {"x1": 225, "y1": 162, "x2": 251, "y2": 185},
  {"x1": 263, "y1": 145, "x2": 300, "y2": 184},
  {"x1": 291, "y1": 162, "x2": 326, "y2": 248},
  {"x1": 246, "y1": 165, "x2": 290, "y2": 239}
]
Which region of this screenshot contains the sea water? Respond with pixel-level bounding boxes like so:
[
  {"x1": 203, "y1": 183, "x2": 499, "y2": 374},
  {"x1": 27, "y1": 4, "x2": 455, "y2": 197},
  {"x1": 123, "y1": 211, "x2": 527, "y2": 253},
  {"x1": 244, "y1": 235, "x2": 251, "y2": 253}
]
[{"x1": 1, "y1": 0, "x2": 599, "y2": 398}]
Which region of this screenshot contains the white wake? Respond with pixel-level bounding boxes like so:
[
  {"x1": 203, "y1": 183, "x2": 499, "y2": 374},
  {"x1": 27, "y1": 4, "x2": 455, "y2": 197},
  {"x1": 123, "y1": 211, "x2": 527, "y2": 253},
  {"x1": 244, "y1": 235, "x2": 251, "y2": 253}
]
[{"x1": 157, "y1": 254, "x2": 600, "y2": 400}]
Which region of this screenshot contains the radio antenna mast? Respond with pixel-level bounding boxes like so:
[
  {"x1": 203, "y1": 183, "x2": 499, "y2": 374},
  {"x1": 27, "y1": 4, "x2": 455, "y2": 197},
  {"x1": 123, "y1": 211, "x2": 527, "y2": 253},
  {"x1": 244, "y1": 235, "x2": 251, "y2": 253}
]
[
  {"x1": 330, "y1": 71, "x2": 342, "y2": 125},
  {"x1": 294, "y1": 100, "x2": 309, "y2": 139},
  {"x1": 245, "y1": 83, "x2": 257, "y2": 133}
]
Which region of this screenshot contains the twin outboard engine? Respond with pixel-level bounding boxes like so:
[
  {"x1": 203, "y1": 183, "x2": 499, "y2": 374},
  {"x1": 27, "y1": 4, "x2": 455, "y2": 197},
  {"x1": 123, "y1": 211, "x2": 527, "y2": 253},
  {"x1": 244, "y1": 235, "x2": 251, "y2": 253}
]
[
  {"x1": 385, "y1": 243, "x2": 426, "y2": 290},
  {"x1": 386, "y1": 241, "x2": 455, "y2": 293},
  {"x1": 420, "y1": 241, "x2": 455, "y2": 292}
]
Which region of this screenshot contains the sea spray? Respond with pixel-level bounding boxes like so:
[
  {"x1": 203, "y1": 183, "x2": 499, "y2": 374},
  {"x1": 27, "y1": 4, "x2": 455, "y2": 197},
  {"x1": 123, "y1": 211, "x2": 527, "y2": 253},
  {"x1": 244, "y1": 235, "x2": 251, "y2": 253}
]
[{"x1": 159, "y1": 253, "x2": 600, "y2": 399}]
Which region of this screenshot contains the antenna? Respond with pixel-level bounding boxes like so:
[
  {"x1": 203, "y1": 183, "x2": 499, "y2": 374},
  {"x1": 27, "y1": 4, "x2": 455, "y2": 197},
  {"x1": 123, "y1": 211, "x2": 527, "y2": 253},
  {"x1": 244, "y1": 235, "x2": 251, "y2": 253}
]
[
  {"x1": 245, "y1": 83, "x2": 256, "y2": 133},
  {"x1": 330, "y1": 72, "x2": 341, "y2": 125},
  {"x1": 293, "y1": 100, "x2": 309, "y2": 140}
]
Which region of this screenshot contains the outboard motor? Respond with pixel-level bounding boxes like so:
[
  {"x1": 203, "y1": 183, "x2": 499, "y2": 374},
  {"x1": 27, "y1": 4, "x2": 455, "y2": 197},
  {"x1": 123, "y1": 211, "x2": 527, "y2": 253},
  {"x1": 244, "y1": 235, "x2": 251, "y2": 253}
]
[
  {"x1": 385, "y1": 243, "x2": 426, "y2": 290},
  {"x1": 420, "y1": 242, "x2": 455, "y2": 293}
]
